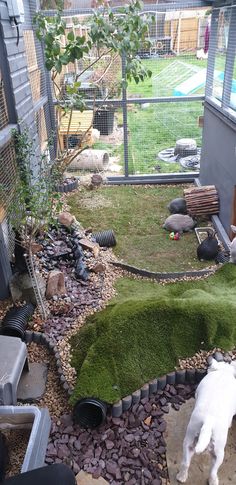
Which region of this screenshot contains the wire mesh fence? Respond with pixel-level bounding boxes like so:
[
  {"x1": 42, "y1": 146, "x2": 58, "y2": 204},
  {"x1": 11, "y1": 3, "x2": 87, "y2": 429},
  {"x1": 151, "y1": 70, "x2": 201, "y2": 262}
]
[
  {"x1": 127, "y1": 100, "x2": 203, "y2": 175},
  {"x1": 22, "y1": 0, "x2": 54, "y2": 158},
  {"x1": 0, "y1": 142, "x2": 17, "y2": 222},
  {"x1": 33, "y1": 2, "x2": 214, "y2": 180},
  {"x1": 0, "y1": 71, "x2": 9, "y2": 131}
]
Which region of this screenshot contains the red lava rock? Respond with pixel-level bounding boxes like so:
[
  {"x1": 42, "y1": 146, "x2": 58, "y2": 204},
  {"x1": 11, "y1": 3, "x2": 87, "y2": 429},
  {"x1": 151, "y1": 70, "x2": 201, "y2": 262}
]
[
  {"x1": 57, "y1": 444, "x2": 70, "y2": 459},
  {"x1": 124, "y1": 434, "x2": 135, "y2": 443},
  {"x1": 105, "y1": 439, "x2": 114, "y2": 450},
  {"x1": 46, "y1": 380, "x2": 197, "y2": 484},
  {"x1": 132, "y1": 447, "x2": 140, "y2": 458}
]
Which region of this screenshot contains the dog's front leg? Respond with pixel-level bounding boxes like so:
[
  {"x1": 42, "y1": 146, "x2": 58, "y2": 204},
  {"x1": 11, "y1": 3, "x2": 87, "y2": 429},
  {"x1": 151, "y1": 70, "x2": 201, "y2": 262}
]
[{"x1": 176, "y1": 434, "x2": 195, "y2": 483}]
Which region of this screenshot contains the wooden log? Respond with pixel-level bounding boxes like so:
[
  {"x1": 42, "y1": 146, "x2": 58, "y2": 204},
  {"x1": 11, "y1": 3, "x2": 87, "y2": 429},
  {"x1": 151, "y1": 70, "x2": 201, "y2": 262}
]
[{"x1": 184, "y1": 185, "x2": 219, "y2": 216}]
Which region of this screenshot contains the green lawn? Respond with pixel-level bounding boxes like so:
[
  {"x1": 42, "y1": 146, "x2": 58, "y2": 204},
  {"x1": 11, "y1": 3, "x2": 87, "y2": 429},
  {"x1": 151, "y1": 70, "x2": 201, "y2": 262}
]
[
  {"x1": 70, "y1": 264, "x2": 236, "y2": 404},
  {"x1": 127, "y1": 56, "x2": 208, "y2": 98},
  {"x1": 68, "y1": 184, "x2": 212, "y2": 273}
]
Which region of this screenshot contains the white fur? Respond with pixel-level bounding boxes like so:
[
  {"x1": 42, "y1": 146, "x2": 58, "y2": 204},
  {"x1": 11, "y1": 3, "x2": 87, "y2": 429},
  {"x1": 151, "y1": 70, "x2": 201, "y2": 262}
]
[
  {"x1": 230, "y1": 225, "x2": 236, "y2": 263},
  {"x1": 176, "y1": 359, "x2": 236, "y2": 485}
]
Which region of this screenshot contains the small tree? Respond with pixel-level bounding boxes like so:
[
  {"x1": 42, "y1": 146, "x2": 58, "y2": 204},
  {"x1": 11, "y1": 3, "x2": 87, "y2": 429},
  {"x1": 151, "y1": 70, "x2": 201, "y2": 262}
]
[
  {"x1": 34, "y1": 1, "x2": 152, "y2": 176},
  {"x1": 8, "y1": 128, "x2": 62, "y2": 253}
]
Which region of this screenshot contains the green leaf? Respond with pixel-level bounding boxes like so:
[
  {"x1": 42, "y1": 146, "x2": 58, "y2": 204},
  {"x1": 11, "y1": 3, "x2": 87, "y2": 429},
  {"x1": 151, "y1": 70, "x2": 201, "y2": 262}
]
[
  {"x1": 55, "y1": 59, "x2": 62, "y2": 73},
  {"x1": 67, "y1": 31, "x2": 75, "y2": 41}
]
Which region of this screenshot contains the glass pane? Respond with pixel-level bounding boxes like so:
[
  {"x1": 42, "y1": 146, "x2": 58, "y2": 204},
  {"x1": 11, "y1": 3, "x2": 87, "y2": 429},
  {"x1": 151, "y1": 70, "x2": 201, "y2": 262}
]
[
  {"x1": 212, "y1": 7, "x2": 231, "y2": 102},
  {"x1": 230, "y1": 52, "x2": 236, "y2": 111}
]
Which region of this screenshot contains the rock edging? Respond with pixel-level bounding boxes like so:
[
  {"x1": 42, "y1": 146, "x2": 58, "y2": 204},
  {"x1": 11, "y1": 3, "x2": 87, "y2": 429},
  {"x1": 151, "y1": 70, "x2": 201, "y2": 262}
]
[
  {"x1": 110, "y1": 261, "x2": 215, "y2": 280},
  {"x1": 24, "y1": 330, "x2": 73, "y2": 395},
  {"x1": 25, "y1": 331, "x2": 228, "y2": 422}
]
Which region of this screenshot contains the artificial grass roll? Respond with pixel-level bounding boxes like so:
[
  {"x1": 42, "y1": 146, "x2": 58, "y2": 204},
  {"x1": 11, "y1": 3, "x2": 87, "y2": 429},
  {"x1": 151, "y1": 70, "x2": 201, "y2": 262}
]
[{"x1": 70, "y1": 264, "x2": 236, "y2": 404}]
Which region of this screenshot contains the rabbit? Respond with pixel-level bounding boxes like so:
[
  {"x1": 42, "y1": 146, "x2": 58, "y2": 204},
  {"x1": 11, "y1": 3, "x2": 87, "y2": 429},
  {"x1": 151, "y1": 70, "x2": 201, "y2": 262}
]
[
  {"x1": 163, "y1": 214, "x2": 196, "y2": 233},
  {"x1": 230, "y1": 225, "x2": 236, "y2": 263},
  {"x1": 167, "y1": 198, "x2": 187, "y2": 215},
  {"x1": 197, "y1": 229, "x2": 219, "y2": 261}
]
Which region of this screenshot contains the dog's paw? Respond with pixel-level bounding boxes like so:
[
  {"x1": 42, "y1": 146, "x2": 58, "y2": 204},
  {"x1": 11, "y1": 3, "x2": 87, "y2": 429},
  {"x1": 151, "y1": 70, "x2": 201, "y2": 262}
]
[
  {"x1": 208, "y1": 478, "x2": 219, "y2": 485},
  {"x1": 176, "y1": 469, "x2": 188, "y2": 483}
]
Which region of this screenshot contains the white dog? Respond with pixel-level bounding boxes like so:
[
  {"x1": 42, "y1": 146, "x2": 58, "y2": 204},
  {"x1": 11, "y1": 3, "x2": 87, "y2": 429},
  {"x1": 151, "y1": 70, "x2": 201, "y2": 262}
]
[{"x1": 176, "y1": 359, "x2": 236, "y2": 485}]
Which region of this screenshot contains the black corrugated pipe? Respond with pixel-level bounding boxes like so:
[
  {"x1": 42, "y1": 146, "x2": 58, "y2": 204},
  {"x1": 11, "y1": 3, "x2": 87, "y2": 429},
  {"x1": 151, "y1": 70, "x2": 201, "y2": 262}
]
[
  {"x1": 0, "y1": 303, "x2": 36, "y2": 339},
  {"x1": 92, "y1": 230, "x2": 116, "y2": 248},
  {"x1": 73, "y1": 398, "x2": 107, "y2": 429}
]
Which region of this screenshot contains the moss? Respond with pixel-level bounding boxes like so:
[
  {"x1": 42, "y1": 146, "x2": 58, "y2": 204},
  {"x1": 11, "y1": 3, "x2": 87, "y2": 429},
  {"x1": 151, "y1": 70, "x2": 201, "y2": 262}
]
[{"x1": 69, "y1": 264, "x2": 236, "y2": 405}]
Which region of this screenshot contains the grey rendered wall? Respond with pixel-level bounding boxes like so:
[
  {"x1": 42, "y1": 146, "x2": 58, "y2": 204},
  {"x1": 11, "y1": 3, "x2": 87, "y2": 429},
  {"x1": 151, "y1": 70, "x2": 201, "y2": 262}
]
[{"x1": 199, "y1": 101, "x2": 236, "y2": 236}]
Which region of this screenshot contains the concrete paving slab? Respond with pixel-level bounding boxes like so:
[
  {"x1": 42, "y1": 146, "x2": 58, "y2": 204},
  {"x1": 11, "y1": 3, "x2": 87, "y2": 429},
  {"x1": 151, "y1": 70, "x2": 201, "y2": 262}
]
[
  {"x1": 17, "y1": 363, "x2": 48, "y2": 402},
  {"x1": 76, "y1": 471, "x2": 109, "y2": 484},
  {"x1": 165, "y1": 399, "x2": 236, "y2": 485}
]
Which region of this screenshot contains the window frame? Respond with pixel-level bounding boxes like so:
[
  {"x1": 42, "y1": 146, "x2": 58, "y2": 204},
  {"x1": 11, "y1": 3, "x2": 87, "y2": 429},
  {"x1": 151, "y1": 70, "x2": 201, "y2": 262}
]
[{"x1": 205, "y1": 4, "x2": 236, "y2": 121}]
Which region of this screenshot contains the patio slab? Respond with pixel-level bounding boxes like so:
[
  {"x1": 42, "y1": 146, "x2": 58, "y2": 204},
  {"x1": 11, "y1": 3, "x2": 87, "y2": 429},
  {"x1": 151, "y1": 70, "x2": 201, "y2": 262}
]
[
  {"x1": 17, "y1": 363, "x2": 48, "y2": 402},
  {"x1": 76, "y1": 471, "x2": 109, "y2": 484},
  {"x1": 164, "y1": 398, "x2": 236, "y2": 485}
]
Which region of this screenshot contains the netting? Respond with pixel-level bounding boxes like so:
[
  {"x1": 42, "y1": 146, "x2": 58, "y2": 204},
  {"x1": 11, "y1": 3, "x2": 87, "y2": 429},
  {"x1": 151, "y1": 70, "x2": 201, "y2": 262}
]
[
  {"x1": 40, "y1": 2, "x2": 212, "y2": 178},
  {"x1": 22, "y1": 0, "x2": 54, "y2": 158},
  {"x1": 0, "y1": 142, "x2": 17, "y2": 221},
  {"x1": 0, "y1": 71, "x2": 9, "y2": 131},
  {"x1": 127, "y1": 100, "x2": 203, "y2": 175}
]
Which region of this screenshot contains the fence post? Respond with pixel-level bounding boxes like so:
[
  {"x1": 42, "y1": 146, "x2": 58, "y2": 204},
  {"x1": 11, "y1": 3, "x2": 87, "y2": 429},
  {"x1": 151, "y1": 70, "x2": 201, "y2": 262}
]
[{"x1": 121, "y1": 53, "x2": 129, "y2": 178}]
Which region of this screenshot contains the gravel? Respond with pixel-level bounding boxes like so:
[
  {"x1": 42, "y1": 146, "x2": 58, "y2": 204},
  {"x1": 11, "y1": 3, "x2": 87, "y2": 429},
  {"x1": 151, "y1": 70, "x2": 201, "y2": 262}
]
[
  {"x1": 0, "y1": 215, "x2": 233, "y2": 484},
  {"x1": 45, "y1": 382, "x2": 197, "y2": 484}
]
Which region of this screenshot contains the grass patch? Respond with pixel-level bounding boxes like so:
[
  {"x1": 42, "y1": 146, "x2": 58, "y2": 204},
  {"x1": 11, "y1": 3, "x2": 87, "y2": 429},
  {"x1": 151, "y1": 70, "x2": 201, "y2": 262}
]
[
  {"x1": 127, "y1": 56, "x2": 208, "y2": 98},
  {"x1": 68, "y1": 184, "x2": 210, "y2": 272},
  {"x1": 70, "y1": 264, "x2": 236, "y2": 404}
]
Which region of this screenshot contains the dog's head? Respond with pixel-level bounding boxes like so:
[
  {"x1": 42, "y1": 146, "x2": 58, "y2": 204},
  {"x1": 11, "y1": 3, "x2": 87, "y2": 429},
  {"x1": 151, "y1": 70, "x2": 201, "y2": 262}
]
[{"x1": 207, "y1": 358, "x2": 236, "y2": 377}]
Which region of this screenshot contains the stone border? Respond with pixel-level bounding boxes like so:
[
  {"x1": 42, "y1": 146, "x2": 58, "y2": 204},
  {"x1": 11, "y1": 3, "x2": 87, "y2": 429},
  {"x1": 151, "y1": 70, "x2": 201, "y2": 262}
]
[
  {"x1": 110, "y1": 261, "x2": 215, "y2": 280},
  {"x1": 25, "y1": 330, "x2": 207, "y2": 416},
  {"x1": 25, "y1": 331, "x2": 228, "y2": 422},
  {"x1": 24, "y1": 331, "x2": 73, "y2": 396},
  {"x1": 111, "y1": 368, "x2": 207, "y2": 418}
]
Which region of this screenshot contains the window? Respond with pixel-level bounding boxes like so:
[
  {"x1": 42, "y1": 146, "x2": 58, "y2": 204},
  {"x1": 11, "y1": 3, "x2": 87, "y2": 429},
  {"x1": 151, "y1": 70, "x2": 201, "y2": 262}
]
[
  {"x1": 212, "y1": 7, "x2": 231, "y2": 102},
  {"x1": 230, "y1": 47, "x2": 236, "y2": 111}
]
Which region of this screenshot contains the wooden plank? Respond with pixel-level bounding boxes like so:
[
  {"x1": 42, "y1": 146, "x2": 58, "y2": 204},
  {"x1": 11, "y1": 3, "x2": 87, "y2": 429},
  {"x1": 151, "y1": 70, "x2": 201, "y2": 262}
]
[{"x1": 59, "y1": 110, "x2": 93, "y2": 134}]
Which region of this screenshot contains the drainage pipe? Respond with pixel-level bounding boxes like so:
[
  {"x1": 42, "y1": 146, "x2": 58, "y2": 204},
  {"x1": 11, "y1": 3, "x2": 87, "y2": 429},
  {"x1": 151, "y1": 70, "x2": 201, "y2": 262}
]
[
  {"x1": 73, "y1": 398, "x2": 107, "y2": 429},
  {"x1": 0, "y1": 303, "x2": 36, "y2": 339},
  {"x1": 68, "y1": 149, "x2": 109, "y2": 172},
  {"x1": 92, "y1": 230, "x2": 116, "y2": 248}
]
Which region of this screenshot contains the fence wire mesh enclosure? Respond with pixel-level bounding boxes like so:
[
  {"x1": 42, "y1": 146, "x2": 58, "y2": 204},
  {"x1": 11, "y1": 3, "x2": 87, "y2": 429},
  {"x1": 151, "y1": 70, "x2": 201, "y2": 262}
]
[{"x1": 39, "y1": 1, "x2": 212, "y2": 179}]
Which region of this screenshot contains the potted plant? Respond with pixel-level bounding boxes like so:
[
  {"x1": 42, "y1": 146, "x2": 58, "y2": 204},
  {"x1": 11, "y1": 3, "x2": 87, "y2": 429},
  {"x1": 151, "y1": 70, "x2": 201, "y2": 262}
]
[{"x1": 34, "y1": 0, "x2": 152, "y2": 177}]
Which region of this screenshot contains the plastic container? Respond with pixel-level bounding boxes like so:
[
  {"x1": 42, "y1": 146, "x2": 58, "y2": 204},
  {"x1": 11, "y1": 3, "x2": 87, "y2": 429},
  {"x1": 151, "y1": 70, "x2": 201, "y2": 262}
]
[
  {"x1": 0, "y1": 303, "x2": 35, "y2": 339},
  {"x1": 93, "y1": 108, "x2": 115, "y2": 135},
  {"x1": 73, "y1": 398, "x2": 107, "y2": 429},
  {"x1": 92, "y1": 229, "x2": 116, "y2": 248},
  {"x1": 0, "y1": 406, "x2": 51, "y2": 472}
]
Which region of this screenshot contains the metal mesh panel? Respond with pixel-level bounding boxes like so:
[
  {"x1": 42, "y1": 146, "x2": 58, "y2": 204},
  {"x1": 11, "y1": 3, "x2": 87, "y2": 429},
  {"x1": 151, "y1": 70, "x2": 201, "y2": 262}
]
[
  {"x1": 22, "y1": 0, "x2": 54, "y2": 160},
  {"x1": 36, "y1": 106, "x2": 48, "y2": 151},
  {"x1": 212, "y1": 6, "x2": 231, "y2": 102},
  {"x1": 0, "y1": 142, "x2": 17, "y2": 221},
  {"x1": 64, "y1": 107, "x2": 124, "y2": 175},
  {"x1": 0, "y1": 71, "x2": 9, "y2": 131},
  {"x1": 127, "y1": 100, "x2": 203, "y2": 175},
  {"x1": 128, "y1": 6, "x2": 211, "y2": 99},
  {"x1": 44, "y1": 2, "x2": 211, "y2": 178}
]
